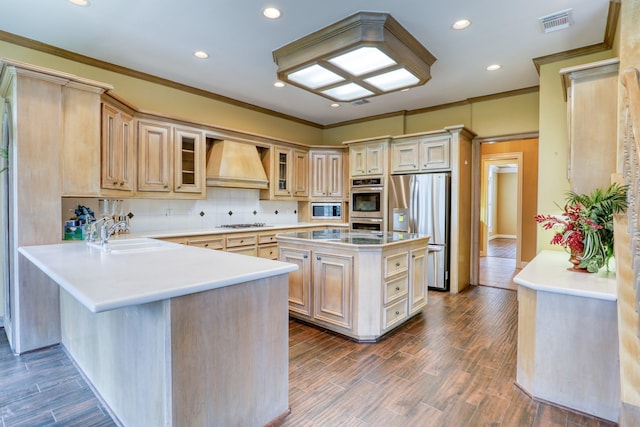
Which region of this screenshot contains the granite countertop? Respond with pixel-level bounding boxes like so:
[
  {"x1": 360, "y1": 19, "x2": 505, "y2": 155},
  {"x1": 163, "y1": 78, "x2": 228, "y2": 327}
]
[
  {"x1": 513, "y1": 250, "x2": 617, "y2": 301},
  {"x1": 277, "y1": 228, "x2": 430, "y2": 247},
  {"x1": 19, "y1": 239, "x2": 297, "y2": 313}
]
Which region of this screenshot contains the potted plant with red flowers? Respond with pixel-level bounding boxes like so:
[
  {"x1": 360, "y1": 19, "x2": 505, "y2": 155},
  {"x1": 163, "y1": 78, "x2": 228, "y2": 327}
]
[{"x1": 536, "y1": 182, "x2": 628, "y2": 273}]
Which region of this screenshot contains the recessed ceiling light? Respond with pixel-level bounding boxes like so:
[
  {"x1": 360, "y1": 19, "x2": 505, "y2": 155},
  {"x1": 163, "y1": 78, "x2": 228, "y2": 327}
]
[
  {"x1": 486, "y1": 64, "x2": 502, "y2": 71},
  {"x1": 452, "y1": 19, "x2": 471, "y2": 30},
  {"x1": 68, "y1": 0, "x2": 89, "y2": 6},
  {"x1": 273, "y1": 81, "x2": 285, "y2": 88},
  {"x1": 330, "y1": 103, "x2": 340, "y2": 108},
  {"x1": 263, "y1": 7, "x2": 281, "y2": 19},
  {"x1": 194, "y1": 51, "x2": 209, "y2": 59}
]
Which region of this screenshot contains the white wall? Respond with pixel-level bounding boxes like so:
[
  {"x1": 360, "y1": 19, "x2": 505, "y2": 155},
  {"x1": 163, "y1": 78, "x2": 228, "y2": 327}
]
[{"x1": 61, "y1": 188, "x2": 299, "y2": 235}]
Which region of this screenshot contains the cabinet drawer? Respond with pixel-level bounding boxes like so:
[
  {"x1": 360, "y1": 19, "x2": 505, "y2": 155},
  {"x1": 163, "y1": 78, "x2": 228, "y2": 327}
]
[
  {"x1": 258, "y1": 244, "x2": 278, "y2": 260},
  {"x1": 187, "y1": 237, "x2": 225, "y2": 250},
  {"x1": 383, "y1": 298, "x2": 408, "y2": 330},
  {"x1": 226, "y1": 234, "x2": 257, "y2": 248},
  {"x1": 384, "y1": 275, "x2": 408, "y2": 304},
  {"x1": 226, "y1": 246, "x2": 258, "y2": 257},
  {"x1": 258, "y1": 233, "x2": 278, "y2": 245},
  {"x1": 384, "y1": 252, "x2": 408, "y2": 278}
]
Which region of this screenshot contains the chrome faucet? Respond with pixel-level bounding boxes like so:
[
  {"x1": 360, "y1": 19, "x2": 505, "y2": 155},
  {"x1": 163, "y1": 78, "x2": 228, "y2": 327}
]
[
  {"x1": 100, "y1": 218, "x2": 129, "y2": 245},
  {"x1": 86, "y1": 216, "x2": 110, "y2": 244}
]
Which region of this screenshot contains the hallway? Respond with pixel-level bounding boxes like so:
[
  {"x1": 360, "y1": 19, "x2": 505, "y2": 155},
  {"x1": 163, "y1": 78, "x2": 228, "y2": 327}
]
[{"x1": 479, "y1": 238, "x2": 520, "y2": 291}]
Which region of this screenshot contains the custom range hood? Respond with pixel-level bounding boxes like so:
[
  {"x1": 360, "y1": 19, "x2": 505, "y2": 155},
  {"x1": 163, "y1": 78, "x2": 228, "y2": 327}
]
[{"x1": 206, "y1": 140, "x2": 269, "y2": 189}]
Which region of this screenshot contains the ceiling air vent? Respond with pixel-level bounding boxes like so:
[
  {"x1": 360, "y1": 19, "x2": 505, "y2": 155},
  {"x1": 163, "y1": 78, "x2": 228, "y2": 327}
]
[
  {"x1": 352, "y1": 99, "x2": 370, "y2": 106},
  {"x1": 538, "y1": 8, "x2": 573, "y2": 33}
]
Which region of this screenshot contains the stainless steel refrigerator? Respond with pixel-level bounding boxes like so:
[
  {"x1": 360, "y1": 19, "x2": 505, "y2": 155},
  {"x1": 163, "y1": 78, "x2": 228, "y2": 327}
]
[{"x1": 388, "y1": 173, "x2": 450, "y2": 290}]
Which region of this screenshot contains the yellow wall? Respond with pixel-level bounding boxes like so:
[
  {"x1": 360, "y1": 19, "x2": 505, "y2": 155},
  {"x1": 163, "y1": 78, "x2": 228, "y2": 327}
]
[
  {"x1": 323, "y1": 91, "x2": 540, "y2": 145},
  {"x1": 536, "y1": 50, "x2": 615, "y2": 252},
  {"x1": 497, "y1": 172, "x2": 517, "y2": 236},
  {"x1": 0, "y1": 41, "x2": 324, "y2": 146}
]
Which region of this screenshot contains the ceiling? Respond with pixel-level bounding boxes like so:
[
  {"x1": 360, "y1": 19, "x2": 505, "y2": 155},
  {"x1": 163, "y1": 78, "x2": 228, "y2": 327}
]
[{"x1": 0, "y1": 0, "x2": 613, "y2": 127}]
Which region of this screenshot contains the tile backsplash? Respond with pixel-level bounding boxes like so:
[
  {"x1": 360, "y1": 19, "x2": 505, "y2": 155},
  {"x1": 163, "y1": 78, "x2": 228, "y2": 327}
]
[{"x1": 62, "y1": 188, "x2": 299, "y2": 233}]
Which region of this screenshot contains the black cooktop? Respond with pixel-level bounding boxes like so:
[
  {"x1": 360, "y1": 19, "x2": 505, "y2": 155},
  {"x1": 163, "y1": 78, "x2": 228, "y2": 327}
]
[{"x1": 219, "y1": 223, "x2": 268, "y2": 229}]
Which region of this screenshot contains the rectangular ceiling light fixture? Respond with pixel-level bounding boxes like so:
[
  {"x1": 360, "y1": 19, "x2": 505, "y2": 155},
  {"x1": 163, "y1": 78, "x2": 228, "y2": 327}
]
[{"x1": 272, "y1": 11, "x2": 437, "y2": 103}]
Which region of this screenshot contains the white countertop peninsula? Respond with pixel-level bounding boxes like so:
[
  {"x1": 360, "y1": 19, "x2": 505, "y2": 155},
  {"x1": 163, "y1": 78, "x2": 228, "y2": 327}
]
[
  {"x1": 19, "y1": 238, "x2": 296, "y2": 313},
  {"x1": 18, "y1": 239, "x2": 297, "y2": 427},
  {"x1": 277, "y1": 229, "x2": 430, "y2": 341},
  {"x1": 514, "y1": 250, "x2": 619, "y2": 422}
]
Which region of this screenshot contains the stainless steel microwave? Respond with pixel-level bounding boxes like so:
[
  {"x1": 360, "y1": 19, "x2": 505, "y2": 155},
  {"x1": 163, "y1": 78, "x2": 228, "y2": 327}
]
[{"x1": 311, "y1": 202, "x2": 342, "y2": 220}]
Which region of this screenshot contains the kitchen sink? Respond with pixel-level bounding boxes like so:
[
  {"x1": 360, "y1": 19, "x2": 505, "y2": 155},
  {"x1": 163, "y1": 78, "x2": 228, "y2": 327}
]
[{"x1": 87, "y1": 238, "x2": 179, "y2": 254}]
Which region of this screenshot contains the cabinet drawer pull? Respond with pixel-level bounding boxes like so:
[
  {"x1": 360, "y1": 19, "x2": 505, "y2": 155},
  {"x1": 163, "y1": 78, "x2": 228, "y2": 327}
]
[{"x1": 303, "y1": 255, "x2": 308, "y2": 259}]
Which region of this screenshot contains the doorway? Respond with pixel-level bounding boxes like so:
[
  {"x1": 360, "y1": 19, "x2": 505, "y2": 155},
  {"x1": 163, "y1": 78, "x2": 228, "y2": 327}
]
[
  {"x1": 479, "y1": 155, "x2": 521, "y2": 291},
  {"x1": 471, "y1": 135, "x2": 539, "y2": 289}
]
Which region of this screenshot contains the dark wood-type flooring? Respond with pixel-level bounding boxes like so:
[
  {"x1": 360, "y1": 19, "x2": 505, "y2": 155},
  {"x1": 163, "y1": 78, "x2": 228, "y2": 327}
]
[{"x1": 0, "y1": 256, "x2": 614, "y2": 426}]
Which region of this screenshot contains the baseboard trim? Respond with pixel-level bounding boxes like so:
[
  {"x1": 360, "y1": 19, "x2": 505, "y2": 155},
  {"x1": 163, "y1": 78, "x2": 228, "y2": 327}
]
[{"x1": 489, "y1": 234, "x2": 516, "y2": 240}]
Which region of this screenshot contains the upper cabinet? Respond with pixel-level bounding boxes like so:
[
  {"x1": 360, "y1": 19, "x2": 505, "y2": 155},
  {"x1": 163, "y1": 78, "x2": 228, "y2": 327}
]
[
  {"x1": 173, "y1": 127, "x2": 205, "y2": 194},
  {"x1": 137, "y1": 119, "x2": 172, "y2": 193},
  {"x1": 560, "y1": 58, "x2": 619, "y2": 195},
  {"x1": 137, "y1": 119, "x2": 205, "y2": 198},
  {"x1": 261, "y1": 146, "x2": 309, "y2": 200},
  {"x1": 346, "y1": 139, "x2": 389, "y2": 177},
  {"x1": 101, "y1": 102, "x2": 134, "y2": 192},
  {"x1": 310, "y1": 149, "x2": 344, "y2": 199},
  {"x1": 391, "y1": 134, "x2": 450, "y2": 174}
]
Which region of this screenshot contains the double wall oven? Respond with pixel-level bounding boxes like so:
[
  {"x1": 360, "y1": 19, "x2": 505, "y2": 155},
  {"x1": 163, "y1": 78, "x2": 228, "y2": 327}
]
[{"x1": 349, "y1": 177, "x2": 384, "y2": 231}]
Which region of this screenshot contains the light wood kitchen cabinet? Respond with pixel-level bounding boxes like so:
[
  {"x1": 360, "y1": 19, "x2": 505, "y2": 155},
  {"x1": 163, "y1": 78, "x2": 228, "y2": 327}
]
[
  {"x1": 310, "y1": 149, "x2": 344, "y2": 199},
  {"x1": 258, "y1": 232, "x2": 279, "y2": 260},
  {"x1": 186, "y1": 236, "x2": 225, "y2": 250},
  {"x1": 101, "y1": 102, "x2": 135, "y2": 192},
  {"x1": 137, "y1": 119, "x2": 172, "y2": 193},
  {"x1": 261, "y1": 146, "x2": 309, "y2": 200},
  {"x1": 408, "y1": 247, "x2": 428, "y2": 314},
  {"x1": 391, "y1": 134, "x2": 450, "y2": 173},
  {"x1": 225, "y1": 233, "x2": 258, "y2": 256},
  {"x1": 137, "y1": 119, "x2": 205, "y2": 197},
  {"x1": 280, "y1": 246, "x2": 312, "y2": 317},
  {"x1": 173, "y1": 127, "x2": 205, "y2": 194},
  {"x1": 349, "y1": 141, "x2": 387, "y2": 177},
  {"x1": 560, "y1": 58, "x2": 619, "y2": 195},
  {"x1": 312, "y1": 252, "x2": 353, "y2": 330},
  {"x1": 420, "y1": 135, "x2": 450, "y2": 170}
]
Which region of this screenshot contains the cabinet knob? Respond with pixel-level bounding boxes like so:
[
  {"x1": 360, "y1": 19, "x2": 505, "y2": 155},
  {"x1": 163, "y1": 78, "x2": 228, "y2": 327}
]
[
  {"x1": 119, "y1": 182, "x2": 124, "y2": 186},
  {"x1": 204, "y1": 243, "x2": 209, "y2": 247},
  {"x1": 395, "y1": 311, "x2": 400, "y2": 316},
  {"x1": 316, "y1": 256, "x2": 321, "y2": 260},
  {"x1": 395, "y1": 286, "x2": 400, "y2": 291},
  {"x1": 164, "y1": 185, "x2": 169, "y2": 189},
  {"x1": 303, "y1": 255, "x2": 308, "y2": 259},
  {"x1": 240, "y1": 240, "x2": 244, "y2": 243},
  {"x1": 177, "y1": 185, "x2": 181, "y2": 189},
  {"x1": 395, "y1": 262, "x2": 400, "y2": 267},
  {"x1": 412, "y1": 254, "x2": 416, "y2": 258}
]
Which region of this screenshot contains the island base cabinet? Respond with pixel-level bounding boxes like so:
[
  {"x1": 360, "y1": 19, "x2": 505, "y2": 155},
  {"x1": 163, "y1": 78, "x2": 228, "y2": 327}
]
[
  {"x1": 60, "y1": 275, "x2": 290, "y2": 427},
  {"x1": 281, "y1": 247, "x2": 312, "y2": 317},
  {"x1": 313, "y1": 252, "x2": 353, "y2": 330}
]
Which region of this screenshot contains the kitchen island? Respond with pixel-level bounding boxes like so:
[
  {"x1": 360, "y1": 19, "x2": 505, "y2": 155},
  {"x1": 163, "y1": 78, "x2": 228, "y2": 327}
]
[
  {"x1": 18, "y1": 238, "x2": 297, "y2": 427},
  {"x1": 277, "y1": 229, "x2": 430, "y2": 341}
]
